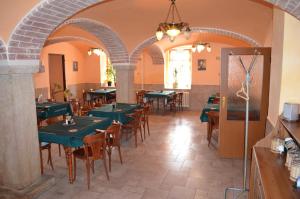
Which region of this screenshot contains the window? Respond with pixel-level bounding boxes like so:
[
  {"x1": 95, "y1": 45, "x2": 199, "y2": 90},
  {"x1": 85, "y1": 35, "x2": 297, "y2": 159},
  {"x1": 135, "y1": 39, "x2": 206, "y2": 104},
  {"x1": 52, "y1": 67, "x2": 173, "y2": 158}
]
[
  {"x1": 100, "y1": 51, "x2": 108, "y2": 85},
  {"x1": 165, "y1": 48, "x2": 192, "y2": 89}
]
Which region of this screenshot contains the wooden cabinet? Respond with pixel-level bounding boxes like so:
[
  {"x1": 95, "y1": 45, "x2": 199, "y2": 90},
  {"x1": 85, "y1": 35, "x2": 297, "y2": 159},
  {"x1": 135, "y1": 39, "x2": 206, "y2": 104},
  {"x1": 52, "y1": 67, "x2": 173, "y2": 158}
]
[{"x1": 250, "y1": 147, "x2": 300, "y2": 199}]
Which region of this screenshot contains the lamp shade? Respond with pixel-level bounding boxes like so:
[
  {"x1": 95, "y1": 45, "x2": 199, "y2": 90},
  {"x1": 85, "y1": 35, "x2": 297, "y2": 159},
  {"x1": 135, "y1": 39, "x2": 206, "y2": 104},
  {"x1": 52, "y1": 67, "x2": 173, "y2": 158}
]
[
  {"x1": 196, "y1": 44, "x2": 205, "y2": 53},
  {"x1": 207, "y1": 45, "x2": 212, "y2": 52},
  {"x1": 166, "y1": 25, "x2": 181, "y2": 38},
  {"x1": 156, "y1": 30, "x2": 164, "y2": 41}
]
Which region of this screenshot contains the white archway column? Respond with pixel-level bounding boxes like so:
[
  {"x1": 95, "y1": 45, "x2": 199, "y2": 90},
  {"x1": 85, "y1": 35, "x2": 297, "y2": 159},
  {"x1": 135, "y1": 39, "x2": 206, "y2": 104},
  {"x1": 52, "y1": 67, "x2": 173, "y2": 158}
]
[
  {"x1": 0, "y1": 60, "x2": 53, "y2": 196},
  {"x1": 114, "y1": 63, "x2": 136, "y2": 103}
]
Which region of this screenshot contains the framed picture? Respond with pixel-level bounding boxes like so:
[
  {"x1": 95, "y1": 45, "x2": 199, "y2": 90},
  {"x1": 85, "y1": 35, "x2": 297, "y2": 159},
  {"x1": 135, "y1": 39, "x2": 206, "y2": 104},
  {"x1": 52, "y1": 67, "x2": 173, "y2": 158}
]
[
  {"x1": 198, "y1": 59, "x2": 206, "y2": 71},
  {"x1": 73, "y1": 61, "x2": 78, "y2": 71}
]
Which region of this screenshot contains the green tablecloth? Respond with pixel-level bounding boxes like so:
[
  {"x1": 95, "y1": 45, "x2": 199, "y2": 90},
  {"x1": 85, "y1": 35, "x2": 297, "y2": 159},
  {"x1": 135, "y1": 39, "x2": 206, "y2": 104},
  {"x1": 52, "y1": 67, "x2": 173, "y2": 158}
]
[
  {"x1": 38, "y1": 116, "x2": 111, "y2": 147},
  {"x1": 36, "y1": 102, "x2": 72, "y2": 120},
  {"x1": 144, "y1": 90, "x2": 175, "y2": 98},
  {"x1": 200, "y1": 103, "x2": 220, "y2": 122},
  {"x1": 88, "y1": 88, "x2": 116, "y2": 95},
  {"x1": 88, "y1": 103, "x2": 139, "y2": 124}
]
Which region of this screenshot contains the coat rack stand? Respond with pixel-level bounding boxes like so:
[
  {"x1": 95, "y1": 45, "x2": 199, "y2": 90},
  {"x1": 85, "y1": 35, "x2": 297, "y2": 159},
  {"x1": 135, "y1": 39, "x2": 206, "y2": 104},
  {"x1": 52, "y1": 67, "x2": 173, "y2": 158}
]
[{"x1": 224, "y1": 50, "x2": 260, "y2": 199}]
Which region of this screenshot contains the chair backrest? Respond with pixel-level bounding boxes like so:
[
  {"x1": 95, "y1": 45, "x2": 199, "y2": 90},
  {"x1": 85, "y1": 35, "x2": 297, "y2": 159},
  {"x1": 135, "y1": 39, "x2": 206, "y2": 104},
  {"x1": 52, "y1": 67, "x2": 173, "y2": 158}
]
[
  {"x1": 106, "y1": 121, "x2": 122, "y2": 146},
  {"x1": 136, "y1": 91, "x2": 145, "y2": 104},
  {"x1": 83, "y1": 132, "x2": 106, "y2": 160},
  {"x1": 177, "y1": 92, "x2": 183, "y2": 102},
  {"x1": 69, "y1": 99, "x2": 80, "y2": 116},
  {"x1": 80, "y1": 104, "x2": 91, "y2": 116},
  {"x1": 142, "y1": 105, "x2": 150, "y2": 119},
  {"x1": 131, "y1": 109, "x2": 143, "y2": 127}
]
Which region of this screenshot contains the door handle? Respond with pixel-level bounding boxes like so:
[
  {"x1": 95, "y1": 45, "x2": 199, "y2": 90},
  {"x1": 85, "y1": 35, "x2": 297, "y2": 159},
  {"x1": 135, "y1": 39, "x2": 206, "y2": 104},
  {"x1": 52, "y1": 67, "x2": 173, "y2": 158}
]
[{"x1": 222, "y1": 96, "x2": 226, "y2": 108}]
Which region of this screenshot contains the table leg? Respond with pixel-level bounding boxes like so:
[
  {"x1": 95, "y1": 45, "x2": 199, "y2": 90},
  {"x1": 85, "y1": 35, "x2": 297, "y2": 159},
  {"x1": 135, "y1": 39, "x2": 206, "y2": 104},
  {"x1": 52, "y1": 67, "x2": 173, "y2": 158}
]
[
  {"x1": 157, "y1": 98, "x2": 159, "y2": 111},
  {"x1": 63, "y1": 146, "x2": 73, "y2": 184}
]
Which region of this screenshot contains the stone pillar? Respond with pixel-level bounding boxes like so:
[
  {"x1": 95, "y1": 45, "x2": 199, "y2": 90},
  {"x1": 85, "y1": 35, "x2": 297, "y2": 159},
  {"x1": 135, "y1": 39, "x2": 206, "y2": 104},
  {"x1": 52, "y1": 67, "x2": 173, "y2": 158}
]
[
  {"x1": 0, "y1": 60, "x2": 41, "y2": 190},
  {"x1": 114, "y1": 63, "x2": 136, "y2": 103}
]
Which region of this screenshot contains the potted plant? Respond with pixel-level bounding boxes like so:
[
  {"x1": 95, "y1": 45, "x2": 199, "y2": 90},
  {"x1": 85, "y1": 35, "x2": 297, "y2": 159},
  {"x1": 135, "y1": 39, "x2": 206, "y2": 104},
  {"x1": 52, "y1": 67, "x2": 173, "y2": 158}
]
[
  {"x1": 173, "y1": 68, "x2": 178, "y2": 88},
  {"x1": 106, "y1": 62, "x2": 116, "y2": 87},
  {"x1": 50, "y1": 83, "x2": 72, "y2": 101}
]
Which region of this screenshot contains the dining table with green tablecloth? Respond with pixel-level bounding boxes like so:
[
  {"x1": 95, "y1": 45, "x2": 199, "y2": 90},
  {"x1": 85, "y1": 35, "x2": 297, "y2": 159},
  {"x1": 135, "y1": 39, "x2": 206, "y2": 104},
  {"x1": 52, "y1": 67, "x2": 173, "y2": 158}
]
[
  {"x1": 38, "y1": 116, "x2": 111, "y2": 183},
  {"x1": 144, "y1": 90, "x2": 175, "y2": 111},
  {"x1": 200, "y1": 103, "x2": 220, "y2": 122},
  {"x1": 87, "y1": 103, "x2": 140, "y2": 124},
  {"x1": 88, "y1": 88, "x2": 116, "y2": 102},
  {"x1": 36, "y1": 102, "x2": 72, "y2": 120}
]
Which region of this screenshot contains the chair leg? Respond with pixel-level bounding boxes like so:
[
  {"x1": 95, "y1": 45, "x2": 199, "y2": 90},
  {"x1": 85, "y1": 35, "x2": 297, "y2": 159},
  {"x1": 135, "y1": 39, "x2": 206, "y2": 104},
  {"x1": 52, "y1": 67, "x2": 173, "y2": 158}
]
[
  {"x1": 143, "y1": 122, "x2": 146, "y2": 139},
  {"x1": 39, "y1": 148, "x2": 44, "y2": 175},
  {"x1": 73, "y1": 156, "x2": 77, "y2": 181},
  {"x1": 47, "y1": 146, "x2": 54, "y2": 170},
  {"x1": 107, "y1": 148, "x2": 112, "y2": 172},
  {"x1": 134, "y1": 129, "x2": 138, "y2": 147},
  {"x1": 103, "y1": 155, "x2": 110, "y2": 180},
  {"x1": 58, "y1": 144, "x2": 61, "y2": 156},
  {"x1": 146, "y1": 120, "x2": 150, "y2": 136},
  {"x1": 91, "y1": 160, "x2": 95, "y2": 174},
  {"x1": 118, "y1": 146, "x2": 123, "y2": 164},
  {"x1": 86, "y1": 159, "x2": 91, "y2": 189},
  {"x1": 139, "y1": 126, "x2": 143, "y2": 142}
]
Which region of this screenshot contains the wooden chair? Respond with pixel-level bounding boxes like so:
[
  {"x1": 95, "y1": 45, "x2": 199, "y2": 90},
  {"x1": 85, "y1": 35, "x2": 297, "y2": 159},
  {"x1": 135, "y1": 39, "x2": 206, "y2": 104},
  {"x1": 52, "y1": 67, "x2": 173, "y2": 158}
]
[
  {"x1": 79, "y1": 104, "x2": 92, "y2": 116},
  {"x1": 141, "y1": 105, "x2": 150, "y2": 139},
  {"x1": 69, "y1": 99, "x2": 80, "y2": 116},
  {"x1": 73, "y1": 132, "x2": 109, "y2": 189},
  {"x1": 37, "y1": 122, "x2": 54, "y2": 174},
  {"x1": 47, "y1": 116, "x2": 63, "y2": 156},
  {"x1": 97, "y1": 121, "x2": 122, "y2": 172},
  {"x1": 39, "y1": 142, "x2": 54, "y2": 174},
  {"x1": 167, "y1": 93, "x2": 177, "y2": 112},
  {"x1": 176, "y1": 92, "x2": 183, "y2": 111},
  {"x1": 122, "y1": 109, "x2": 144, "y2": 147},
  {"x1": 207, "y1": 111, "x2": 219, "y2": 146}
]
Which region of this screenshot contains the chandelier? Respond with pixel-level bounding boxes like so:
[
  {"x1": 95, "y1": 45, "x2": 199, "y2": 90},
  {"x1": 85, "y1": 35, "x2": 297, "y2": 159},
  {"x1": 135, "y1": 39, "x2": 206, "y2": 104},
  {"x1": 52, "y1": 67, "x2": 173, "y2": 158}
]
[
  {"x1": 87, "y1": 48, "x2": 104, "y2": 56},
  {"x1": 191, "y1": 43, "x2": 212, "y2": 53},
  {"x1": 156, "y1": 0, "x2": 191, "y2": 42}
]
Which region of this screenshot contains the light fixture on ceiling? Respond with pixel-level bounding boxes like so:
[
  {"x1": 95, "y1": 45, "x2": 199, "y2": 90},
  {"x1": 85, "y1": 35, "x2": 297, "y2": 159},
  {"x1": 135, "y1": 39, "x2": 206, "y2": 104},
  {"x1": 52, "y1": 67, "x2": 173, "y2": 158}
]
[
  {"x1": 191, "y1": 43, "x2": 212, "y2": 53},
  {"x1": 88, "y1": 48, "x2": 104, "y2": 56},
  {"x1": 156, "y1": 0, "x2": 191, "y2": 42}
]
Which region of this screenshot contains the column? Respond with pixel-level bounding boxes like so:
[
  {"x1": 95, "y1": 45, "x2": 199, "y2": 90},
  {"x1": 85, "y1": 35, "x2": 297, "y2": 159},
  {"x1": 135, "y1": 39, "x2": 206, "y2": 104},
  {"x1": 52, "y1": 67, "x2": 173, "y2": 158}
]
[
  {"x1": 0, "y1": 60, "x2": 41, "y2": 190},
  {"x1": 114, "y1": 63, "x2": 136, "y2": 103}
]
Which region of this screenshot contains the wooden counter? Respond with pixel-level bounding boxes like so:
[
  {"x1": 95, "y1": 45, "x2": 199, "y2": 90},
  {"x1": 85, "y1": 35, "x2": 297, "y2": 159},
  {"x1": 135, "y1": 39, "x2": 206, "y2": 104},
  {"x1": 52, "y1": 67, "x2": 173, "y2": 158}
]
[{"x1": 250, "y1": 147, "x2": 300, "y2": 199}]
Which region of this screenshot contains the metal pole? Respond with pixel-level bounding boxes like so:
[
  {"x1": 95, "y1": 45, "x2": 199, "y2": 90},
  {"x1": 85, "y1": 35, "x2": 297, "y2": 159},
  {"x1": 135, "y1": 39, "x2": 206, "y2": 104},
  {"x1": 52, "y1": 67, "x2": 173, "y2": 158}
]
[{"x1": 243, "y1": 73, "x2": 250, "y2": 191}]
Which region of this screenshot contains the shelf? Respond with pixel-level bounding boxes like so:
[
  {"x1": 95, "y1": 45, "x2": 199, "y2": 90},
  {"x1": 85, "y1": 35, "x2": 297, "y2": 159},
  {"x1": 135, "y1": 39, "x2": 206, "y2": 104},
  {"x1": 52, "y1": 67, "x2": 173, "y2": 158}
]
[
  {"x1": 254, "y1": 147, "x2": 300, "y2": 199},
  {"x1": 279, "y1": 117, "x2": 300, "y2": 146}
]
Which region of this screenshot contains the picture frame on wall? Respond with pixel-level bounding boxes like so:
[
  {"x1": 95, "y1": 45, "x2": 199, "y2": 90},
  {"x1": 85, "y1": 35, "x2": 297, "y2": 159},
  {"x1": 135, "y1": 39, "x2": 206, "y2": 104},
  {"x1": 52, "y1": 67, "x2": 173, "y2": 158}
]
[
  {"x1": 198, "y1": 59, "x2": 206, "y2": 71},
  {"x1": 73, "y1": 61, "x2": 78, "y2": 71}
]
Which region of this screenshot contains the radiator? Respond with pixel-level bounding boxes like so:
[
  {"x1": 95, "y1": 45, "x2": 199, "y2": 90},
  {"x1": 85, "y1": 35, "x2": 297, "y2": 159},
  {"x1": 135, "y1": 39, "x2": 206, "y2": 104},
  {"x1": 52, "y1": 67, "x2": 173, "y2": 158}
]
[{"x1": 182, "y1": 91, "x2": 190, "y2": 108}]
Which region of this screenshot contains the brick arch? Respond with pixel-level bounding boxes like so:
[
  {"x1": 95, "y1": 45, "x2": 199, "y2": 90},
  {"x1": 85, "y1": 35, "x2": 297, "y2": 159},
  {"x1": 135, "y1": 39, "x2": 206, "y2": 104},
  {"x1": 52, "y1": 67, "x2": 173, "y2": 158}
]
[
  {"x1": 0, "y1": 37, "x2": 7, "y2": 60},
  {"x1": 7, "y1": 0, "x2": 108, "y2": 61},
  {"x1": 129, "y1": 27, "x2": 260, "y2": 65},
  {"x1": 44, "y1": 36, "x2": 110, "y2": 55},
  {"x1": 6, "y1": 0, "x2": 300, "y2": 62},
  {"x1": 60, "y1": 18, "x2": 129, "y2": 64},
  {"x1": 145, "y1": 44, "x2": 165, "y2": 65}
]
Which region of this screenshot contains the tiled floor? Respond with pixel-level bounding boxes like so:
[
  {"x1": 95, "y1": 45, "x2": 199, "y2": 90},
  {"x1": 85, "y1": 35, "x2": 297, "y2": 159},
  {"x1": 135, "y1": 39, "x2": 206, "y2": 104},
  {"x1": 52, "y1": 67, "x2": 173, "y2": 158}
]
[{"x1": 37, "y1": 111, "x2": 247, "y2": 199}]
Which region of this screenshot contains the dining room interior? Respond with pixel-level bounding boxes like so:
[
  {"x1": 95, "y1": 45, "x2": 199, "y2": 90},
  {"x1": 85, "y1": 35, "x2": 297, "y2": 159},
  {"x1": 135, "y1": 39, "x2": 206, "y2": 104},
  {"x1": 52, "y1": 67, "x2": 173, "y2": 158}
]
[{"x1": 1, "y1": 0, "x2": 300, "y2": 199}]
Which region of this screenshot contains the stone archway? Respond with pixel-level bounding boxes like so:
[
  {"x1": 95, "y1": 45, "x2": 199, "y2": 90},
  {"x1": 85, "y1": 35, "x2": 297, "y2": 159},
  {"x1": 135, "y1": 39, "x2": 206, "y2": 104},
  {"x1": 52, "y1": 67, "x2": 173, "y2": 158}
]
[
  {"x1": 59, "y1": 18, "x2": 129, "y2": 64},
  {"x1": 44, "y1": 36, "x2": 101, "y2": 48},
  {"x1": 4, "y1": 0, "x2": 300, "y2": 63},
  {"x1": 147, "y1": 44, "x2": 165, "y2": 65},
  {"x1": 129, "y1": 27, "x2": 260, "y2": 65}
]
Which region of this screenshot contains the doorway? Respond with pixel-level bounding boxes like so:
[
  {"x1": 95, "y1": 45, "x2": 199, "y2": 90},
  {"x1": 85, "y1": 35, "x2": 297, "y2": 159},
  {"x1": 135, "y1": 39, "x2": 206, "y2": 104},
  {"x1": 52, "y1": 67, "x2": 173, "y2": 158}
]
[
  {"x1": 219, "y1": 48, "x2": 271, "y2": 158},
  {"x1": 48, "y1": 54, "x2": 66, "y2": 102}
]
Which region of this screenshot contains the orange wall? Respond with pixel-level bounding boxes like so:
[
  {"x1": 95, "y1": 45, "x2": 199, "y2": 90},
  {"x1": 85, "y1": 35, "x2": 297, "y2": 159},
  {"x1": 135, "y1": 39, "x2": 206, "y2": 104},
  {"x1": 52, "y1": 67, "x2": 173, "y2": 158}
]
[
  {"x1": 135, "y1": 42, "x2": 234, "y2": 86},
  {"x1": 35, "y1": 41, "x2": 100, "y2": 90}
]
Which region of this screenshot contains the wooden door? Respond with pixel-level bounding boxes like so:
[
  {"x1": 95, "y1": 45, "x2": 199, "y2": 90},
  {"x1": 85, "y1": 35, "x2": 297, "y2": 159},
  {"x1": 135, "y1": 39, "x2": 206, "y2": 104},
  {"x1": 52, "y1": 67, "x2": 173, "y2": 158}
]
[
  {"x1": 49, "y1": 54, "x2": 66, "y2": 102},
  {"x1": 219, "y1": 48, "x2": 271, "y2": 158}
]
